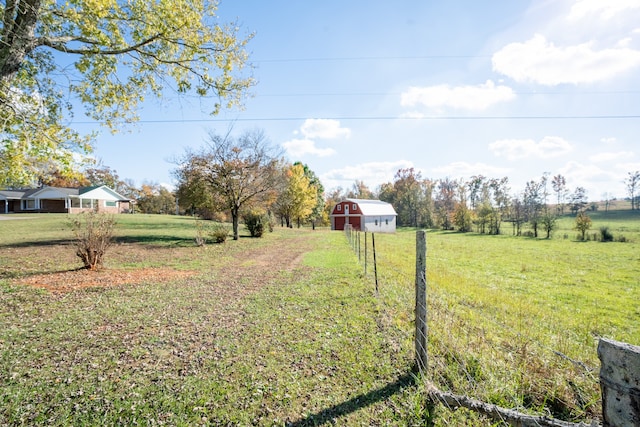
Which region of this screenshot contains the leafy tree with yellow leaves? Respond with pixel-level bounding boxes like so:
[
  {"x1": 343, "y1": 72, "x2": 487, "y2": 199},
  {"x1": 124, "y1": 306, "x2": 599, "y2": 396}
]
[
  {"x1": 0, "y1": 0, "x2": 254, "y2": 187},
  {"x1": 274, "y1": 163, "x2": 319, "y2": 228}
]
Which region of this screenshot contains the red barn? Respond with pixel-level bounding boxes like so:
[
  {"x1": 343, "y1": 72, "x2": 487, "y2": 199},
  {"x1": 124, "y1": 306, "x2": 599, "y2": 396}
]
[{"x1": 330, "y1": 198, "x2": 397, "y2": 233}]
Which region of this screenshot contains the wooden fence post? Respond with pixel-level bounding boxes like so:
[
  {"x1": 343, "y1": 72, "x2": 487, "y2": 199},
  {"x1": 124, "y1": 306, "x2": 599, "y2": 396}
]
[
  {"x1": 415, "y1": 230, "x2": 428, "y2": 373},
  {"x1": 598, "y1": 338, "x2": 640, "y2": 426}
]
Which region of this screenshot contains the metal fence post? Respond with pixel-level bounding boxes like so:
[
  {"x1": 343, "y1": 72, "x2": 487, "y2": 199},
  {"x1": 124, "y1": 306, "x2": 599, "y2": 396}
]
[{"x1": 415, "y1": 230, "x2": 428, "y2": 373}]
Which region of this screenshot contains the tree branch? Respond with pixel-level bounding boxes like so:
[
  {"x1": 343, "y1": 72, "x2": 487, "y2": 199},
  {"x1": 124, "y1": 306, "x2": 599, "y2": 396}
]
[
  {"x1": 38, "y1": 33, "x2": 163, "y2": 55},
  {"x1": 427, "y1": 382, "x2": 598, "y2": 427}
]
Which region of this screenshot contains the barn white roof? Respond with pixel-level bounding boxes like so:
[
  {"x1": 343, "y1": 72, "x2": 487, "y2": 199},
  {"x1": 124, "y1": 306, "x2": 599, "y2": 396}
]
[{"x1": 345, "y1": 198, "x2": 397, "y2": 216}]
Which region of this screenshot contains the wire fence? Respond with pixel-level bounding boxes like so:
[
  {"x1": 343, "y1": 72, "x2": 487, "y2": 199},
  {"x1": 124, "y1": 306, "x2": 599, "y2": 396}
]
[{"x1": 342, "y1": 225, "x2": 611, "y2": 426}]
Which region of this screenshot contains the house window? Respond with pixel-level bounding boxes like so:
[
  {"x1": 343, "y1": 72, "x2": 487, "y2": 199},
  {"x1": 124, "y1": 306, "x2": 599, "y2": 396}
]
[
  {"x1": 80, "y1": 199, "x2": 92, "y2": 208},
  {"x1": 352, "y1": 203, "x2": 357, "y2": 211},
  {"x1": 22, "y1": 199, "x2": 36, "y2": 210},
  {"x1": 337, "y1": 204, "x2": 342, "y2": 211},
  {"x1": 70, "y1": 198, "x2": 81, "y2": 208},
  {"x1": 105, "y1": 201, "x2": 117, "y2": 207}
]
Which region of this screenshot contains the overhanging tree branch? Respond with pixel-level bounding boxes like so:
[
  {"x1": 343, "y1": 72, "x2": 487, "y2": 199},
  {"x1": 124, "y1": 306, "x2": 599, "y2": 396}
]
[{"x1": 38, "y1": 33, "x2": 163, "y2": 55}]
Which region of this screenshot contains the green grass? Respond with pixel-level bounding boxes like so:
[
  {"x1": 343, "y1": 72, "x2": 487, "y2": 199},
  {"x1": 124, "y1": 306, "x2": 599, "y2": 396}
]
[
  {"x1": 0, "y1": 211, "x2": 638, "y2": 425},
  {"x1": 0, "y1": 215, "x2": 434, "y2": 425},
  {"x1": 358, "y1": 209, "x2": 639, "y2": 423}
]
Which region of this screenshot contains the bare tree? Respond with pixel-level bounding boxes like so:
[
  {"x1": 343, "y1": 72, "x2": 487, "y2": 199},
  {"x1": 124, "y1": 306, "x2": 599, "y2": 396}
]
[
  {"x1": 569, "y1": 187, "x2": 588, "y2": 214},
  {"x1": 626, "y1": 171, "x2": 640, "y2": 210},
  {"x1": 523, "y1": 177, "x2": 546, "y2": 237},
  {"x1": 174, "y1": 129, "x2": 281, "y2": 240},
  {"x1": 551, "y1": 174, "x2": 567, "y2": 214}
]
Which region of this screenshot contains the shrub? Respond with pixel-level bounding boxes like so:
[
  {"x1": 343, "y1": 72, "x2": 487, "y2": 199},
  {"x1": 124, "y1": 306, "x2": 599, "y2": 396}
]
[
  {"x1": 574, "y1": 212, "x2": 592, "y2": 241},
  {"x1": 69, "y1": 212, "x2": 116, "y2": 270},
  {"x1": 243, "y1": 211, "x2": 266, "y2": 237},
  {"x1": 194, "y1": 219, "x2": 207, "y2": 246},
  {"x1": 209, "y1": 224, "x2": 229, "y2": 243},
  {"x1": 599, "y1": 226, "x2": 614, "y2": 242}
]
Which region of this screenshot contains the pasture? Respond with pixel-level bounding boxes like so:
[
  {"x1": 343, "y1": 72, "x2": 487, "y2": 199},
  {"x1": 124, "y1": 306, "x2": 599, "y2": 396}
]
[{"x1": 0, "y1": 211, "x2": 638, "y2": 425}]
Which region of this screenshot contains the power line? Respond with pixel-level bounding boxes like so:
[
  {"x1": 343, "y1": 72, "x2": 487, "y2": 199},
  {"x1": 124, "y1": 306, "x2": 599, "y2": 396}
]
[
  {"x1": 253, "y1": 55, "x2": 491, "y2": 63},
  {"x1": 253, "y1": 90, "x2": 640, "y2": 98},
  {"x1": 72, "y1": 114, "x2": 640, "y2": 125}
]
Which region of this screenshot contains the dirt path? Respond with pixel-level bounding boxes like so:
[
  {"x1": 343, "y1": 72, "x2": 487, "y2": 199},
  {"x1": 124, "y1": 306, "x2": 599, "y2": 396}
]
[{"x1": 11, "y1": 233, "x2": 314, "y2": 295}]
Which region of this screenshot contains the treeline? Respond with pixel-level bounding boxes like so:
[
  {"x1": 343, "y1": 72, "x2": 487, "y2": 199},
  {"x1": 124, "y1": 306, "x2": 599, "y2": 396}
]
[
  {"x1": 38, "y1": 126, "x2": 640, "y2": 240},
  {"x1": 328, "y1": 168, "x2": 640, "y2": 238}
]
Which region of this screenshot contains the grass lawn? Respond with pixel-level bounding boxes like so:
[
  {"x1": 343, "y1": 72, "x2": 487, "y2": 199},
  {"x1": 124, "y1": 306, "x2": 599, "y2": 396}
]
[
  {"x1": 0, "y1": 211, "x2": 638, "y2": 425},
  {"x1": 0, "y1": 214, "x2": 430, "y2": 426}
]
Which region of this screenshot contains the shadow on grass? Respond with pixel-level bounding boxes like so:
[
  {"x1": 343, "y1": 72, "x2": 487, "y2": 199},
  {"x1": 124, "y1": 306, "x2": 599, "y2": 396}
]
[
  {"x1": 0, "y1": 266, "x2": 86, "y2": 280},
  {"x1": 0, "y1": 238, "x2": 74, "y2": 249},
  {"x1": 114, "y1": 235, "x2": 194, "y2": 246},
  {"x1": 286, "y1": 371, "x2": 417, "y2": 426},
  {"x1": 0, "y1": 235, "x2": 195, "y2": 248}
]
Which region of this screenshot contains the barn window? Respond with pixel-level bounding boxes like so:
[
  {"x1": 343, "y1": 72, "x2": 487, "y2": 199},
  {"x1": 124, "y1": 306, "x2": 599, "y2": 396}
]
[
  {"x1": 337, "y1": 204, "x2": 342, "y2": 211},
  {"x1": 375, "y1": 219, "x2": 378, "y2": 226},
  {"x1": 385, "y1": 219, "x2": 389, "y2": 225},
  {"x1": 352, "y1": 203, "x2": 357, "y2": 211}
]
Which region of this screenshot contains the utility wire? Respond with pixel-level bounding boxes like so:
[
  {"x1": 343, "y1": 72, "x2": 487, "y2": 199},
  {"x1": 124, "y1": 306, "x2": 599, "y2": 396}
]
[{"x1": 72, "y1": 114, "x2": 640, "y2": 125}]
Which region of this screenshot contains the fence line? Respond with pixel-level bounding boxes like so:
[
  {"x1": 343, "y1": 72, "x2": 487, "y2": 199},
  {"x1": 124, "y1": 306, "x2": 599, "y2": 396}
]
[{"x1": 341, "y1": 228, "x2": 639, "y2": 426}]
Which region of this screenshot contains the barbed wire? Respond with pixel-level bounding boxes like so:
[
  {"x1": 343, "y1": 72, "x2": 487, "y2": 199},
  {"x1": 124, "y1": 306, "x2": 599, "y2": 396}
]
[{"x1": 342, "y1": 226, "x2": 600, "y2": 424}]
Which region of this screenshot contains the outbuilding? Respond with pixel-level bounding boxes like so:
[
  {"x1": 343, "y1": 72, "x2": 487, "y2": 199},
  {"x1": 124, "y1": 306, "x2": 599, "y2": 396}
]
[{"x1": 330, "y1": 198, "x2": 397, "y2": 233}]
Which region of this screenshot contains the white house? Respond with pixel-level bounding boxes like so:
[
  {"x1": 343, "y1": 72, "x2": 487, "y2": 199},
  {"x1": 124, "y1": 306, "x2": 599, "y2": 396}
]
[
  {"x1": 0, "y1": 185, "x2": 131, "y2": 214},
  {"x1": 330, "y1": 198, "x2": 397, "y2": 233}
]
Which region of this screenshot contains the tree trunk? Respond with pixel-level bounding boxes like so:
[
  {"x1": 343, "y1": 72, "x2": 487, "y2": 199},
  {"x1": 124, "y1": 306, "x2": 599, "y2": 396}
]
[
  {"x1": 0, "y1": 0, "x2": 43, "y2": 84},
  {"x1": 231, "y1": 206, "x2": 239, "y2": 240}
]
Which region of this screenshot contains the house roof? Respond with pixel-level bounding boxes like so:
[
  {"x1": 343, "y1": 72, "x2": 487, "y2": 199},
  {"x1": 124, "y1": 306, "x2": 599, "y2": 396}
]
[
  {"x1": 0, "y1": 189, "x2": 28, "y2": 199},
  {"x1": 344, "y1": 198, "x2": 397, "y2": 216},
  {"x1": 0, "y1": 185, "x2": 129, "y2": 201}
]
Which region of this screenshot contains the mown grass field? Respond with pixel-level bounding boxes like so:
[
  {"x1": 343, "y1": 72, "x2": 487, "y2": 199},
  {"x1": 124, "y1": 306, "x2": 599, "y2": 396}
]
[{"x1": 0, "y1": 211, "x2": 638, "y2": 425}]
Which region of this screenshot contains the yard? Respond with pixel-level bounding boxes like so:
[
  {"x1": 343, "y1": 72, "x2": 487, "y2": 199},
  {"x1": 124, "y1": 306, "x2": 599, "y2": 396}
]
[
  {"x1": 1, "y1": 212, "x2": 638, "y2": 425},
  {"x1": 0, "y1": 215, "x2": 426, "y2": 426}
]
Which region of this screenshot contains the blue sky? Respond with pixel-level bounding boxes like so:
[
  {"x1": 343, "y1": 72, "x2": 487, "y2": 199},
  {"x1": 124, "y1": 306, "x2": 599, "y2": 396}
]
[{"x1": 88, "y1": 0, "x2": 640, "y2": 200}]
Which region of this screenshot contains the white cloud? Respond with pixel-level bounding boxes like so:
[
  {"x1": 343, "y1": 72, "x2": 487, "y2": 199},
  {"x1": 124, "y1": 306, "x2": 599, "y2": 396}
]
[
  {"x1": 558, "y1": 161, "x2": 621, "y2": 197},
  {"x1": 281, "y1": 138, "x2": 336, "y2": 158},
  {"x1": 589, "y1": 151, "x2": 635, "y2": 163},
  {"x1": 489, "y1": 136, "x2": 573, "y2": 160},
  {"x1": 601, "y1": 137, "x2": 617, "y2": 144},
  {"x1": 617, "y1": 161, "x2": 640, "y2": 172},
  {"x1": 300, "y1": 119, "x2": 351, "y2": 139},
  {"x1": 569, "y1": 0, "x2": 640, "y2": 21},
  {"x1": 400, "y1": 80, "x2": 515, "y2": 110},
  {"x1": 283, "y1": 119, "x2": 350, "y2": 158},
  {"x1": 431, "y1": 162, "x2": 511, "y2": 179},
  {"x1": 492, "y1": 34, "x2": 640, "y2": 85},
  {"x1": 321, "y1": 160, "x2": 414, "y2": 190},
  {"x1": 160, "y1": 182, "x2": 176, "y2": 192}
]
